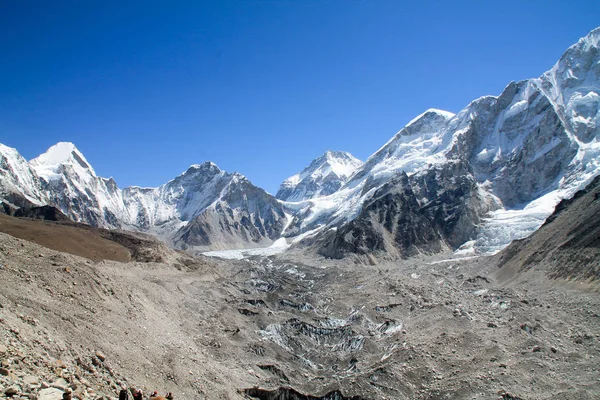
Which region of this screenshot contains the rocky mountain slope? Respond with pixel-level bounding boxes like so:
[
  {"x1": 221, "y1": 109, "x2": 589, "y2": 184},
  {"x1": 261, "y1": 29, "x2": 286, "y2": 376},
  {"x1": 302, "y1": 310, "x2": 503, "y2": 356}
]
[
  {"x1": 496, "y1": 174, "x2": 600, "y2": 283},
  {"x1": 276, "y1": 151, "x2": 363, "y2": 202},
  {"x1": 0, "y1": 217, "x2": 599, "y2": 399},
  {"x1": 0, "y1": 211, "x2": 185, "y2": 263},
  {"x1": 1, "y1": 28, "x2": 600, "y2": 258}
]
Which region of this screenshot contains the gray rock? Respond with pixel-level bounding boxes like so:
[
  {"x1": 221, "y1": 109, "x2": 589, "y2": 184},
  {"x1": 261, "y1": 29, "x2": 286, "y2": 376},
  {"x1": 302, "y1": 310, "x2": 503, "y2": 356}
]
[{"x1": 37, "y1": 388, "x2": 64, "y2": 400}]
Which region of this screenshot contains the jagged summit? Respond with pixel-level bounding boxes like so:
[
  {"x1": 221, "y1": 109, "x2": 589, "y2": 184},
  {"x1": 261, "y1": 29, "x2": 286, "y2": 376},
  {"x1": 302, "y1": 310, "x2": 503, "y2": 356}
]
[
  {"x1": 187, "y1": 161, "x2": 221, "y2": 171},
  {"x1": 176, "y1": 161, "x2": 223, "y2": 180},
  {"x1": 276, "y1": 150, "x2": 363, "y2": 202},
  {"x1": 30, "y1": 142, "x2": 95, "y2": 180},
  {"x1": 405, "y1": 108, "x2": 456, "y2": 128},
  {"x1": 570, "y1": 25, "x2": 600, "y2": 50}
]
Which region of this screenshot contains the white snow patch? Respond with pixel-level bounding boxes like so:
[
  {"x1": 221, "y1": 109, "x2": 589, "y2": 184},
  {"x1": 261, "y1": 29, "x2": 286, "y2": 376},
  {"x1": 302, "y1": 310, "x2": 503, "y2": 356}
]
[
  {"x1": 30, "y1": 142, "x2": 96, "y2": 180},
  {"x1": 504, "y1": 100, "x2": 528, "y2": 119},
  {"x1": 202, "y1": 237, "x2": 290, "y2": 259}
]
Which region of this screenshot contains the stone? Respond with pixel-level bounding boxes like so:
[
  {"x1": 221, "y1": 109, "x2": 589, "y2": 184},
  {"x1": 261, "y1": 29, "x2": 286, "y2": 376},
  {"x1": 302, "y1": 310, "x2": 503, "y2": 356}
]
[
  {"x1": 5, "y1": 386, "x2": 19, "y2": 396},
  {"x1": 52, "y1": 378, "x2": 69, "y2": 391},
  {"x1": 95, "y1": 351, "x2": 106, "y2": 362},
  {"x1": 23, "y1": 375, "x2": 39, "y2": 385},
  {"x1": 520, "y1": 324, "x2": 533, "y2": 335},
  {"x1": 38, "y1": 387, "x2": 64, "y2": 400}
]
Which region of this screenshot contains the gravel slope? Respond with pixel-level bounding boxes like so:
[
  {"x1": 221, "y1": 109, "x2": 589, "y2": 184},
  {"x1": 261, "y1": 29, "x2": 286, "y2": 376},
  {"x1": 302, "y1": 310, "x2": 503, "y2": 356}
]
[{"x1": 0, "y1": 228, "x2": 599, "y2": 399}]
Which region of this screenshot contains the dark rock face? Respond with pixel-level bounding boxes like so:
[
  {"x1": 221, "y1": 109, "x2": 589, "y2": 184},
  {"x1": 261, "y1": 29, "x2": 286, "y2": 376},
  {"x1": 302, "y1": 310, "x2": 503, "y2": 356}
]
[
  {"x1": 1, "y1": 202, "x2": 17, "y2": 215},
  {"x1": 412, "y1": 161, "x2": 494, "y2": 248},
  {"x1": 318, "y1": 173, "x2": 443, "y2": 259},
  {"x1": 13, "y1": 205, "x2": 71, "y2": 222},
  {"x1": 317, "y1": 161, "x2": 494, "y2": 259}
]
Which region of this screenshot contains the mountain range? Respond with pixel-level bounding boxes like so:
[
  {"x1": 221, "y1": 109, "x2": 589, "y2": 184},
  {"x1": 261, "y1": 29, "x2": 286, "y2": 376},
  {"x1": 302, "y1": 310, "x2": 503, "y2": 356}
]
[{"x1": 1, "y1": 27, "x2": 599, "y2": 256}]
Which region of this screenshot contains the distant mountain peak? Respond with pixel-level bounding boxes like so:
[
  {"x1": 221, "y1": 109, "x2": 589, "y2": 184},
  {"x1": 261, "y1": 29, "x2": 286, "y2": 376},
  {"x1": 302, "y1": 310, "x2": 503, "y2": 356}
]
[
  {"x1": 30, "y1": 142, "x2": 95, "y2": 179},
  {"x1": 189, "y1": 160, "x2": 219, "y2": 169},
  {"x1": 185, "y1": 161, "x2": 222, "y2": 175},
  {"x1": 276, "y1": 150, "x2": 363, "y2": 202}
]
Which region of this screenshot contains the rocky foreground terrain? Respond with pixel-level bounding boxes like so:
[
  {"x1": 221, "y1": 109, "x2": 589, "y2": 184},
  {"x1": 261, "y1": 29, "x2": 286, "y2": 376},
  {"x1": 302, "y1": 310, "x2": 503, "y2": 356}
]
[{"x1": 0, "y1": 193, "x2": 599, "y2": 400}]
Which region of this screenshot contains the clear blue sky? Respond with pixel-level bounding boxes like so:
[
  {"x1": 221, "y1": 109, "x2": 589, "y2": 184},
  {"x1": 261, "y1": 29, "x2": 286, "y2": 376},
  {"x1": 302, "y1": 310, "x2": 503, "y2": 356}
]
[{"x1": 1, "y1": 1, "x2": 599, "y2": 194}]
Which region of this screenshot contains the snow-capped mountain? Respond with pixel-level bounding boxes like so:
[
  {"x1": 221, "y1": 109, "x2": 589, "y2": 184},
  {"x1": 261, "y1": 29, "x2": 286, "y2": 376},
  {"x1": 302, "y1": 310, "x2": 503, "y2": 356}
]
[
  {"x1": 30, "y1": 142, "x2": 126, "y2": 227},
  {"x1": 122, "y1": 162, "x2": 286, "y2": 250},
  {"x1": 308, "y1": 27, "x2": 600, "y2": 258},
  {"x1": 0, "y1": 143, "x2": 286, "y2": 250},
  {"x1": 1, "y1": 27, "x2": 599, "y2": 258},
  {"x1": 172, "y1": 172, "x2": 286, "y2": 250},
  {"x1": 0, "y1": 144, "x2": 46, "y2": 207},
  {"x1": 276, "y1": 151, "x2": 363, "y2": 201}
]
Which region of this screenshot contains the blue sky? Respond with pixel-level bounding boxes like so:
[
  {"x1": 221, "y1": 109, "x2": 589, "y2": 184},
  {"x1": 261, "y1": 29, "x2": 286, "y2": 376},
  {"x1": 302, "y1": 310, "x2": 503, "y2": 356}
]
[{"x1": 1, "y1": 1, "x2": 599, "y2": 194}]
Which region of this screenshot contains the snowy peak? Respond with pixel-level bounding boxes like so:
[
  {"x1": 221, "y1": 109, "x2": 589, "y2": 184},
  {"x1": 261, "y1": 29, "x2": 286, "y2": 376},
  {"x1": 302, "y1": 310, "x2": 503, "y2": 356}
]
[
  {"x1": 276, "y1": 150, "x2": 363, "y2": 201},
  {"x1": 320, "y1": 150, "x2": 362, "y2": 177},
  {"x1": 186, "y1": 161, "x2": 221, "y2": 174},
  {"x1": 30, "y1": 142, "x2": 96, "y2": 180},
  {"x1": 569, "y1": 26, "x2": 600, "y2": 52},
  {"x1": 344, "y1": 107, "x2": 456, "y2": 191},
  {"x1": 0, "y1": 144, "x2": 46, "y2": 206},
  {"x1": 175, "y1": 161, "x2": 223, "y2": 181},
  {"x1": 405, "y1": 108, "x2": 456, "y2": 129}
]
